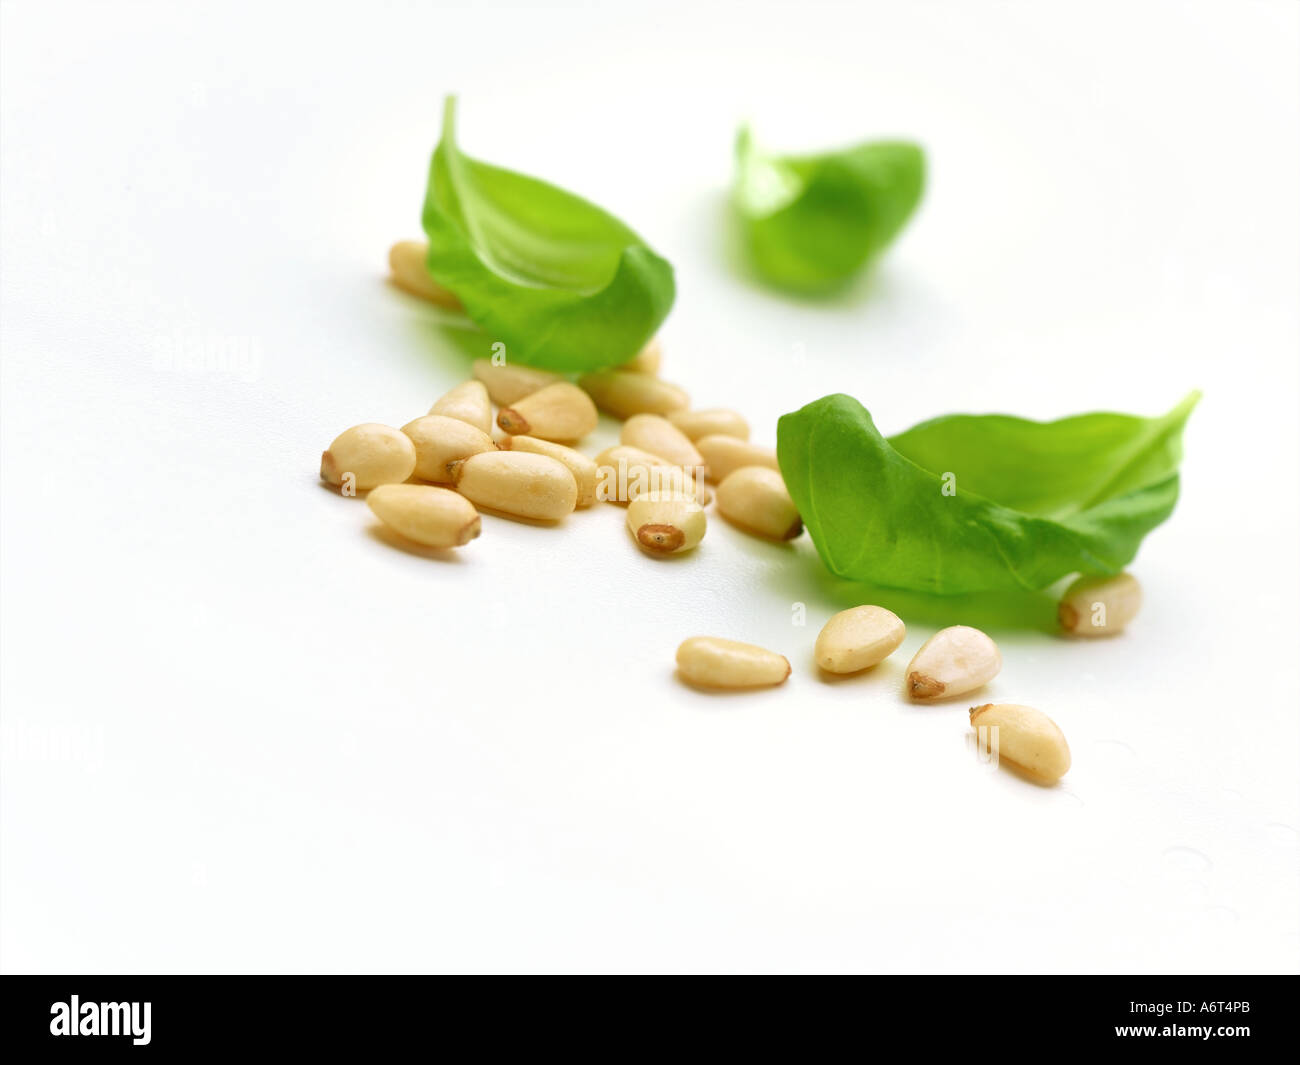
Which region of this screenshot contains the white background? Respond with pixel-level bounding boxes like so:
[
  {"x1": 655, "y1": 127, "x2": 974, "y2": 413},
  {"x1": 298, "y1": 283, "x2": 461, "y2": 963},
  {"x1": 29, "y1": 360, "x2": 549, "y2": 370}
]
[{"x1": 2, "y1": 0, "x2": 1297, "y2": 974}]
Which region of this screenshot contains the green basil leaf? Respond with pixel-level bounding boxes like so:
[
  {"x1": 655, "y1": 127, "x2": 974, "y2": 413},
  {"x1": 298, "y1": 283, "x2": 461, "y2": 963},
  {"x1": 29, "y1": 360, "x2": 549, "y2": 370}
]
[
  {"x1": 421, "y1": 98, "x2": 675, "y2": 372},
  {"x1": 732, "y1": 125, "x2": 925, "y2": 292},
  {"x1": 777, "y1": 392, "x2": 1200, "y2": 595}
]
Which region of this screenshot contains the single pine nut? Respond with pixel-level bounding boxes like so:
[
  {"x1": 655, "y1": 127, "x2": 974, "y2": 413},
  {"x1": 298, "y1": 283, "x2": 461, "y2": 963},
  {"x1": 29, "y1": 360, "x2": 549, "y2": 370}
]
[
  {"x1": 593, "y1": 445, "x2": 709, "y2": 505},
  {"x1": 366, "y1": 484, "x2": 481, "y2": 548},
  {"x1": 497, "y1": 381, "x2": 598, "y2": 441},
  {"x1": 970, "y1": 703, "x2": 1071, "y2": 783},
  {"x1": 620, "y1": 336, "x2": 662, "y2": 374},
  {"x1": 906, "y1": 625, "x2": 1001, "y2": 701},
  {"x1": 388, "y1": 241, "x2": 462, "y2": 309},
  {"x1": 429, "y1": 379, "x2": 492, "y2": 435},
  {"x1": 1059, "y1": 572, "x2": 1142, "y2": 636},
  {"x1": 578, "y1": 370, "x2": 689, "y2": 419},
  {"x1": 401, "y1": 415, "x2": 496, "y2": 483},
  {"x1": 696, "y1": 435, "x2": 778, "y2": 483},
  {"x1": 668, "y1": 408, "x2": 750, "y2": 442},
  {"x1": 471, "y1": 359, "x2": 562, "y2": 406},
  {"x1": 620, "y1": 414, "x2": 705, "y2": 470},
  {"x1": 501, "y1": 436, "x2": 598, "y2": 508},
  {"x1": 676, "y1": 637, "x2": 790, "y2": 688},
  {"x1": 626, "y1": 493, "x2": 706, "y2": 555},
  {"x1": 814, "y1": 606, "x2": 906, "y2": 674},
  {"x1": 321, "y1": 423, "x2": 417, "y2": 490},
  {"x1": 715, "y1": 466, "x2": 802, "y2": 541},
  {"x1": 451, "y1": 450, "x2": 577, "y2": 521}
]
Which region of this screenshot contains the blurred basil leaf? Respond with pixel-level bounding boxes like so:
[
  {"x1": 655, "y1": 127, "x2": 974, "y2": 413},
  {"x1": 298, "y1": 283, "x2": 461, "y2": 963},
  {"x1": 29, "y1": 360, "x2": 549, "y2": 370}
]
[{"x1": 733, "y1": 126, "x2": 924, "y2": 292}]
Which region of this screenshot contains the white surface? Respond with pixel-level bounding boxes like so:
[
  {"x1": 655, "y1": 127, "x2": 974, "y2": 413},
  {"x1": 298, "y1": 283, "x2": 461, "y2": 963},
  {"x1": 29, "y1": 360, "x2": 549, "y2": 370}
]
[{"x1": 2, "y1": 0, "x2": 1298, "y2": 974}]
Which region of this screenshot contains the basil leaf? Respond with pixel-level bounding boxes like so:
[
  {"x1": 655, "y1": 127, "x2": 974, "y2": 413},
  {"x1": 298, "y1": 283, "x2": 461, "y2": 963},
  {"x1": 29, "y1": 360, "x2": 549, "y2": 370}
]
[
  {"x1": 777, "y1": 392, "x2": 1200, "y2": 595},
  {"x1": 732, "y1": 126, "x2": 925, "y2": 292},
  {"x1": 421, "y1": 98, "x2": 675, "y2": 372}
]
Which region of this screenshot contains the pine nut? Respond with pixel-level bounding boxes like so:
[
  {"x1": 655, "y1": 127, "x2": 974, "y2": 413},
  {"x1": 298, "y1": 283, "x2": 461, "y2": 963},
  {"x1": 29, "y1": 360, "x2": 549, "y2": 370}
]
[
  {"x1": 401, "y1": 414, "x2": 497, "y2": 483},
  {"x1": 676, "y1": 637, "x2": 790, "y2": 688},
  {"x1": 906, "y1": 625, "x2": 1001, "y2": 700},
  {"x1": 1059, "y1": 572, "x2": 1142, "y2": 636},
  {"x1": 715, "y1": 466, "x2": 802, "y2": 541},
  {"x1": 366, "y1": 484, "x2": 481, "y2": 548},
  {"x1": 502, "y1": 435, "x2": 598, "y2": 508},
  {"x1": 429, "y1": 379, "x2": 492, "y2": 435},
  {"x1": 388, "y1": 241, "x2": 462, "y2": 309},
  {"x1": 471, "y1": 359, "x2": 561, "y2": 406},
  {"x1": 497, "y1": 381, "x2": 598, "y2": 441},
  {"x1": 620, "y1": 414, "x2": 705, "y2": 470},
  {"x1": 668, "y1": 408, "x2": 750, "y2": 442},
  {"x1": 451, "y1": 450, "x2": 577, "y2": 521},
  {"x1": 593, "y1": 445, "x2": 710, "y2": 505},
  {"x1": 620, "y1": 337, "x2": 662, "y2": 374},
  {"x1": 970, "y1": 703, "x2": 1071, "y2": 783},
  {"x1": 696, "y1": 435, "x2": 778, "y2": 483},
  {"x1": 321, "y1": 423, "x2": 417, "y2": 490},
  {"x1": 814, "y1": 606, "x2": 906, "y2": 674},
  {"x1": 578, "y1": 370, "x2": 689, "y2": 419},
  {"x1": 626, "y1": 493, "x2": 707, "y2": 555}
]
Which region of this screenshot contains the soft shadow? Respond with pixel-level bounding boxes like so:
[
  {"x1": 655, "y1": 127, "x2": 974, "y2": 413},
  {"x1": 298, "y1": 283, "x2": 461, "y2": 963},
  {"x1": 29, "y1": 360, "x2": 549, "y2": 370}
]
[
  {"x1": 767, "y1": 545, "x2": 1061, "y2": 635},
  {"x1": 813, "y1": 658, "x2": 904, "y2": 688},
  {"x1": 364, "y1": 523, "x2": 468, "y2": 563},
  {"x1": 714, "y1": 514, "x2": 804, "y2": 557},
  {"x1": 382, "y1": 277, "x2": 494, "y2": 376},
  {"x1": 989, "y1": 759, "x2": 1063, "y2": 790}
]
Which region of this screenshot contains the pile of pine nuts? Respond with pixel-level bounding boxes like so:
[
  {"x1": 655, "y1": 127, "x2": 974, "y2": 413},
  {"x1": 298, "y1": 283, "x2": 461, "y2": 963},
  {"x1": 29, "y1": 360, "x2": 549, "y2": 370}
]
[
  {"x1": 319, "y1": 344, "x2": 789, "y2": 544},
  {"x1": 317, "y1": 242, "x2": 1149, "y2": 786},
  {"x1": 327, "y1": 244, "x2": 801, "y2": 558}
]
